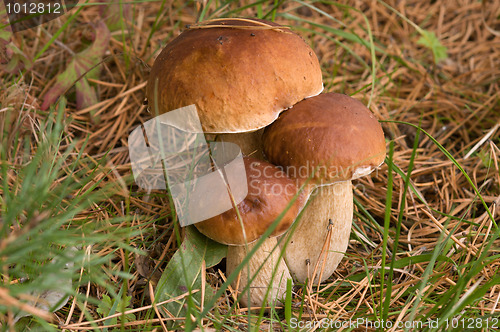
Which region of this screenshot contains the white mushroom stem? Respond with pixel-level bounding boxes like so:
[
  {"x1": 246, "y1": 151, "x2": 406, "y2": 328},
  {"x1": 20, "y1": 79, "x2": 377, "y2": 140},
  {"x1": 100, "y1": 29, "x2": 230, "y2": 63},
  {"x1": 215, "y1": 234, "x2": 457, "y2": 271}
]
[
  {"x1": 213, "y1": 129, "x2": 265, "y2": 160},
  {"x1": 280, "y1": 180, "x2": 353, "y2": 284},
  {"x1": 226, "y1": 237, "x2": 292, "y2": 309}
]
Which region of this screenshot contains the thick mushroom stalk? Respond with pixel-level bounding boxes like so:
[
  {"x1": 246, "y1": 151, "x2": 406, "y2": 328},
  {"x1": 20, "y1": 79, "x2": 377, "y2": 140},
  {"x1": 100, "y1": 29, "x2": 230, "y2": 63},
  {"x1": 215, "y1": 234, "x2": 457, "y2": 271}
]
[
  {"x1": 263, "y1": 93, "x2": 386, "y2": 284},
  {"x1": 214, "y1": 129, "x2": 265, "y2": 160},
  {"x1": 203, "y1": 129, "x2": 265, "y2": 161},
  {"x1": 194, "y1": 157, "x2": 304, "y2": 307},
  {"x1": 284, "y1": 182, "x2": 352, "y2": 284},
  {"x1": 226, "y1": 238, "x2": 291, "y2": 308}
]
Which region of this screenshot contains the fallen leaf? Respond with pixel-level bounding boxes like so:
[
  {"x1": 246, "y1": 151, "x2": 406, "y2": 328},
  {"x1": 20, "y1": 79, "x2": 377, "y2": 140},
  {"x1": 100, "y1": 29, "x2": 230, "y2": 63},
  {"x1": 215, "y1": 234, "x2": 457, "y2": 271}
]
[
  {"x1": 154, "y1": 226, "x2": 227, "y2": 329},
  {"x1": 98, "y1": 0, "x2": 131, "y2": 32},
  {"x1": 135, "y1": 252, "x2": 162, "y2": 285},
  {"x1": 41, "y1": 20, "x2": 110, "y2": 110},
  {"x1": 13, "y1": 247, "x2": 79, "y2": 324},
  {"x1": 0, "y1": 25, "x2": 32, "y2": 73},
  {"x1": 417, "y1": 30, "x2": 448, "y2": 64}
]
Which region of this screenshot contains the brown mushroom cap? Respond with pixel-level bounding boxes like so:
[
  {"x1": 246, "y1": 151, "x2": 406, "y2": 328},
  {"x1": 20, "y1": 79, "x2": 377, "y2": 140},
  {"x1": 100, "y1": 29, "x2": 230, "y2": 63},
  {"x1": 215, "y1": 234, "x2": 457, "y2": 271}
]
[
  {"x1": 194, "y1": 157, "x2": 304, "y2": 245},
  {"x1": 146, "y1": 18, "x2": 323, "y2": 133},
  {"x1": 262, "y1": 93, "x2": 386, "y2": 184}
]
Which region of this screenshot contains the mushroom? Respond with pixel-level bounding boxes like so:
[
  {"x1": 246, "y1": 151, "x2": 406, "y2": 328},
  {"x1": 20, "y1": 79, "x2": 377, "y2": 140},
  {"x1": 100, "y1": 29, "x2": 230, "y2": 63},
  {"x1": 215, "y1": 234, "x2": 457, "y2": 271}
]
[
  {"x1": 195, "y1": 156, "x2": 305, "y2": 308},
  {"x1": 262, "y1": 93, "x2": 386, "y2": 284},
  {"x1": 145, "y1": 18, "x2": 323, "y2": 306},
  {"x1": 145, "y1": 18, "x2": 323, "y2": 157}
]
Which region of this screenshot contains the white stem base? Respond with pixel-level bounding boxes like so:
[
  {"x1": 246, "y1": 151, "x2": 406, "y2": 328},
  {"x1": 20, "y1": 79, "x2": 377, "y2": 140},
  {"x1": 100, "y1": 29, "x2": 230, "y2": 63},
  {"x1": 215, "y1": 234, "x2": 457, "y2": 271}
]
[
  {"x1": 226, "y1": 237, "x2": 292, "y2": 309},
  {"x1": 281, "y1": 181, "x2": 353, "y2": 284}
]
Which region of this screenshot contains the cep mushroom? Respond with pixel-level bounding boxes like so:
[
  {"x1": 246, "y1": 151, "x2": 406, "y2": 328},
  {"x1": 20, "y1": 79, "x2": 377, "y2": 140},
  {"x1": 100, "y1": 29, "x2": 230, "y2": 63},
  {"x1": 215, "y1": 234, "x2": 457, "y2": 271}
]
[
  {"x1": 262, "y1": 93, "x2": 386, "y2": 284},
  {"x1": 195, "y1": 157, "x2": 304, "y2": 308},
  {"x1": 145, "y1": 18, "x2": 323, "y2": 307},
  {"x1": 145, "y1": 18, "x2": 323, "y2": 158}
]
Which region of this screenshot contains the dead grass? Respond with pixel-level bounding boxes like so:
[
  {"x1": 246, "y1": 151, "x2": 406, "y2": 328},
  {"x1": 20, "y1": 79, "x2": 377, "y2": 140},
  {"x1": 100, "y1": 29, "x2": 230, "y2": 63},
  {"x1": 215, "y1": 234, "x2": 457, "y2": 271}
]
[{"x1": 1, "y1": 0, "x2": 499, "y2": 331}]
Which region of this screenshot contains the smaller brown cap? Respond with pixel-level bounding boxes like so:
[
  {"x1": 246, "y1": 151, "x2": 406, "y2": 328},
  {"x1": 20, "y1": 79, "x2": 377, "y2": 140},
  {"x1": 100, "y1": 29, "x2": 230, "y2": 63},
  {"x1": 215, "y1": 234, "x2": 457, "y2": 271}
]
[
  {"x1": 262, "y1": 93, "x2": 386, "y2": 184},
  {"x1": 194, "y1": 157, "x2": 304, "y2": 245}
]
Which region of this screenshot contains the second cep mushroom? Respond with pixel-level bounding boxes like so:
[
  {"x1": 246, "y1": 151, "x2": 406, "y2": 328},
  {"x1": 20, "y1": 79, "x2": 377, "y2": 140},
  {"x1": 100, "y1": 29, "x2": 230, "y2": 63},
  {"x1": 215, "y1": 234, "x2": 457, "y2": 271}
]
[
  {"x1": 262, "y1": 93, "x2": 386, "y2": 284},
  {"x1": 194, "y1": 157, "x2": 304, "y2": 308}
]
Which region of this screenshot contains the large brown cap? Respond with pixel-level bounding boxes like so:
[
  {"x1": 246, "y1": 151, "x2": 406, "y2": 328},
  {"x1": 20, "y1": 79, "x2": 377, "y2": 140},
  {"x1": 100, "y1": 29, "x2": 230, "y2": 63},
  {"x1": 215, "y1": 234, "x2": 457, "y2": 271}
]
[
  {"x1": 146, "y1": 18, "x2": 323, "y2": 133},
  {"x1": 262, "y1": 93, "x2": 386, "y2": 184},
  {"x1": 194, "y1": 157, "x2": 304, "y2": 245}
]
